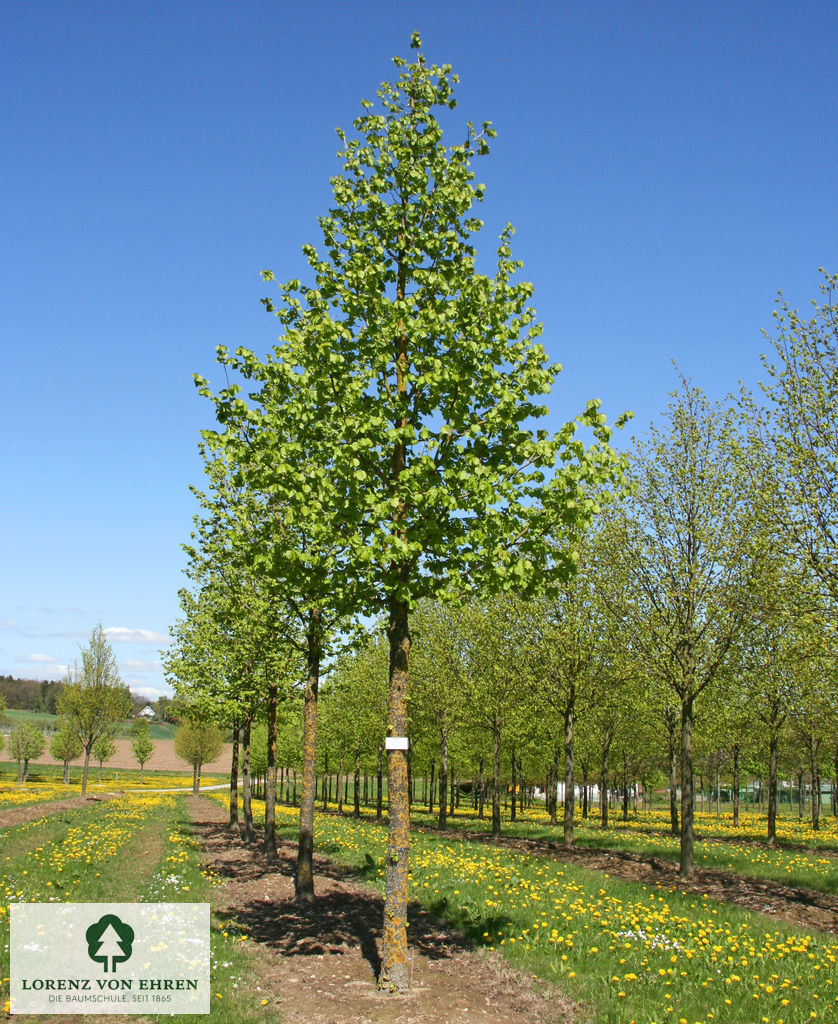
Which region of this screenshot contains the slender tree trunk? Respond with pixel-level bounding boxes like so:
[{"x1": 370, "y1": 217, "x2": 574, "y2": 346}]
[
  {"x1": 263, "y1": 679, "x2": 278, "y2": 860},
  {"x1": 563, "y1": 686, "x2": 575, "y2": 847},
  {"x1": 732, "y1": 743, "x2": 740, "y2": 828},
  {"x1": 242, "y1": 715, "x2": 254, "y2": 842},
  {"x1": 477, "y1": 756, "x2": 485, "y2": 820},
  {"x1": 82, "y1": 747, "x2": 91, "y2": 798},
  {"x1": 381, "y1": 594, "x2": 410, "y2": 992},
  {"x1": 376, "y1": 745, "x2": 384, "y2": 820},
  {"x1": 679, "y1": 694, "x2": 695, "y2": 877},
  {"x1": 491, "y1": 717, "x2": 502, "y2": 837},
  {"x1": 600, "y1": 724, "x2": 613, "y2": 829},
  {"x1": 428, "y1": 760, "x2": 435, "y2": 815},
  {"x1": 337, "y1": 757, "x2": 344, "y2": 814},
  {"x1": 296, "y1": 615, "x2": 320, "y2": 900},
  {"x1": 450, "y1": 766, "x2": 455, "y2": 818},
  {"x1": 668, "y1": 712, "x2": 679, "y2": 835},
  {"x1": 511, "y1": 748, "x2": 517, "y2": 822},
  {"x1": 63, "y1": 759, "x2": 70, "y2": 785},
  {"x1": 229, "y1": 719, "x2": 240, "y2": 829},
  {"x1": 767, "y1": 726, "x2": 779, "y2": 846},
  {"x1": 811, "y1": 734, "x2": 821, "y2": 831},
  {"x1": 551, "y1": 745, "x2": 560, "y2": 826},
  {"x1": 354, "y1": 750, "x2": 361, "y2": 818},
  {"x1": 581, "y1": 763, "x2": 589, "y2": 819},
  {"x1": 438, "y1": 726, "x2": 448, "y2": 829}
]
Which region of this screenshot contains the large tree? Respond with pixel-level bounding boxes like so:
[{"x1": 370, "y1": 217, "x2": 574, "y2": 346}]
[
  {"x1": 58, "y1": 624, "x2": 132, "y2": 797},
  {"x1": 215, "y1": 36, "x2": 625, "y2": 988}
]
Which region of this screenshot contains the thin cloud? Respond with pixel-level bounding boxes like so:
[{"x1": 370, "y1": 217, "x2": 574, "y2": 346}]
[
  {"x1": 105, "y1": 627, "x2": 169, "y2": 645},
  {"x1": 121, "y1": 660, "x2": 162, "y2": 673},
  {"x1": 17, "y1": 653, "x2": 58, "y2": 664}
]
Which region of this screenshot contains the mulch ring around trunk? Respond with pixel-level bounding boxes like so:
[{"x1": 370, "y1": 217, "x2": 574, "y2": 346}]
[{"x1": 185, "y1": 796, "x2": 584, "y2": 1024}]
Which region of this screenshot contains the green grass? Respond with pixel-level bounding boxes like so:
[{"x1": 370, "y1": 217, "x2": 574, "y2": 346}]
[
  {"x1": 0, "y1": 761, "x2": 226, "y2": 789},
  {"x1": 216, "y1": 794, "x2": 838, "y2": 1024},
  {"x1": 0, "y1": 792, "x2": 276, "y2": 1022}
]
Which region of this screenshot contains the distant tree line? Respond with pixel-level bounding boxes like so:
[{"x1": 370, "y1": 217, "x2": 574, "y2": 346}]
[{"x1": 0, "y1": 674, "x2": 168, "y2": 720}]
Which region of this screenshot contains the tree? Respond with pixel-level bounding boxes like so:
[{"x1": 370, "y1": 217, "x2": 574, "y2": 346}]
[
  {"x1": 57, "y1": 624, "x2": 132, "y2": 797},
  {"x1": 8, "y1": 720, "x2": 45, "y2": 783},
  {"x1": 92, "y1": 733, "x2": 117, "y2": 781},
  {"x1": 131, "y1": 720, "x2": 155, "y2": 784},
  {"x1": 174, "y1": 719, "x2": 225, "y2": 794},
  {"x1": 608, "y1": 377, "x2": 765, "y2": 876},
  {"x1": 50, "y1": 724, "x2": 82, "y2": 784},
  {"x1": 223, "y1": 34, "x2": 626, "y2": 988},
  {"x1": 749, "y1": 270, "x2": 838, "y2": 604}
]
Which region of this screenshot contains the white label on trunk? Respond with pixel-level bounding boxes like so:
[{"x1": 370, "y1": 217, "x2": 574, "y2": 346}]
[{"x1": 384, "y1": 736, "x2": 409, "y2": 750}]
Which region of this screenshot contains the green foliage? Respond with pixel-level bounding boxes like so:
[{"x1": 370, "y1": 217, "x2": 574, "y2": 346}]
[
  {"x1": 49, "y1": 723, "x2": 82, "y2": 764},
  {"x1": 92, "y1": 733, "x2": 117, "y2": 767},
  {"x1": 7, "y1": 719, "x2": 45, "y2": 781},
  {"x1": 173, "y1": 720, "x2": 225, "y2": 770}
]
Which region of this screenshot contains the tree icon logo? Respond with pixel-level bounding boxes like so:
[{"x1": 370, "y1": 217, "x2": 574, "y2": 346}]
[{"x1": 85, "y1": 914, "x2": 135, "y2": 972}]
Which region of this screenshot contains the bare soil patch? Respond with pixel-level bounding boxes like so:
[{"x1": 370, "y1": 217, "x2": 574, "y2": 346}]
[
  {"x1": 426, "y1": 827, "x2": 838, "y2": 937},
  {"x1": 186, "y1": 796, "x2": 583, "y2": 1024},
  {"x1": 26, "y1": 738, "x2": 232, "y2": 774}
]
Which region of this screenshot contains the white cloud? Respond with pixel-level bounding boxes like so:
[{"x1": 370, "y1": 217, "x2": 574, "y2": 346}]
[
  {"x1": 17, "y1": 653, "x2": 58, "y2": 664},
  {"x1": 105, "y1": 627, "x2": 169, "y2": 645}
]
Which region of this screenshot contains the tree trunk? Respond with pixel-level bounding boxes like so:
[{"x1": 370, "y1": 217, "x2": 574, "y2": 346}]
[
  {"x1": 511, "y1": 748, "x2": 517, "y2": 822},
  {"x1": 296, "y1": 614, "x2": 320, "y2": 901},
  {"x1": 337, "y1": 757, "x2": 344, "y2": 815},
  {"x1": 600, "y1": 724, "x2": 613, "y2": 829},
  {"x1": 82, "y1": 747, "x2": 91, "y2": 798},
  {"x1": 263, "y1": 678, "x2": 278, "y2": 860},
  {"x1": 381, "y1": 594, "x2": 410, "y2": 992},
  {"x1": 63, "y1": 759, "x2": 70, "y2": 785},
  {"x1": 678, "y1": 694, "x2": 695, "y2": 877},
  {"x1": 732, "y1": 743, "x2": 740, "y2": 828},
  {"x1": 811, "y1": 733, "x2": 821, "y2": 831},
  {"x1": 229, "y1": 719, "x2": 240, "y2": 829},
  {"x1": 438, "y1": 727, "x2": 448, "y2": 829},
  {"x1": 450, "y1": 766, "x2": 456, "y2": 818},
  {"x1": 428, "y1": 760, "x2": 435, "y2": 815},
  {"x1": 667, "y1": 711, "x2": 679, "y2": 836},
  {"x1": 767, "y1": 727, "x2": 779, "y2": 846},
  {"x1": 581, "y1": 763, "x2": 589, "y2": 819},
  {"x1": 242, "y1": 715, "x2": 254, "y2": 842},
  {"x1": 354, "y1": 749, "x2": 361, "y2": 818},
  {"x1": 563, "y1": 686, "x2": 575, "y2": 848},
  {"x1": 477, "y1": 757, "x2": 485, "y2": 820},
  {"x1": 491, "y1": 717, "x2": 502, "y2": 837},
  {"x1": 376, "y1": 745, "x2": 384, "y2": 820}
]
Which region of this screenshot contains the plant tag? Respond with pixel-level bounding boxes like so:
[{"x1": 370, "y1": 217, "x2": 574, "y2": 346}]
[{"x1": 384, "y1": 736, "x2": 409, "y2": 750}]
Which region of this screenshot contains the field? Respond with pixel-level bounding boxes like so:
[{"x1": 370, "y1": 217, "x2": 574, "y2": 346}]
[{"x1": 4, "y1": 776, "x2": 837, "y2": 1024}]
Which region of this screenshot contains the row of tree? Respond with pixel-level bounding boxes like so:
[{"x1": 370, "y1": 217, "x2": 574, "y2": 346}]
[{"x1": 165, "y1": 32, "x2": 838, "y2": 992}]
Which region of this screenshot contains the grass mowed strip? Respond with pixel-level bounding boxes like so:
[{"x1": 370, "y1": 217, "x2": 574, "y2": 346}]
[
  {"x1": 0, "y1": 793, "x2": 266, "y2": 1022},
  {"x1": 213, "y1": 794, "x2": 838, "y2": 1024}
]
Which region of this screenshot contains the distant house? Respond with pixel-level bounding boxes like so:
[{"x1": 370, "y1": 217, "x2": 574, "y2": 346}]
[{"x1": 137, "y1": 704, "x2": 157, "y2": 721}]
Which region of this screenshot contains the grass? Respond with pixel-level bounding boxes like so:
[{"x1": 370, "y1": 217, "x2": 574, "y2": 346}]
[
  {"x1": 0, "y1": 791, "x2": 275, "y2": 1022},
  {"x1": 213, "y1": 791, "x2": 838, "y2": 1024}
]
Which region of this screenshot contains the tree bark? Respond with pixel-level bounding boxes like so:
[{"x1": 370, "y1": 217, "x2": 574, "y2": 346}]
[
  {"x1": 767, "y1": 726, "x2": 779, "y2": 846},
  {"x1": 667, "y1": 710, "x2": 679, "y2": 835},
  {"x1": 477, "y1": 756, "x2": 485, "y2": 819},
  {"x1": 295, "y1": 613, "x2": 320, "y2": 900},
  {"x1": 732, "y1": 743, "x2": 740, "y2": 828},
  {"x1": 678, "y1": 694, "x2": 695, "y2": 877},
  {"x1": 228, "y1": 719, "x2": 240, "y2": 829},
  {"x1": 428, "y1": 760, "x2": 435, "y2": 815},
  {"x1": 563, "y1": 687, "x2": 575, "y2": 847},
  {"x1": 438, "y1": 726, "x2": 448, "y2": 828},
  {"x1": 242, "y1": 715, "x2": 254, "y2": 842},
  {"x1": 491, "y1": 716, "x2": 502, "y2": 837},
  {"x1": 376, "y1": 744, "x2": 384, "y2": 820},
  {"x1": 354, "y1": 749, "x2": 361, "y2": 818},
  {"x1": 263, "y1": 678, "x2": 278, "y2": 860},
  {"x1": 600, "y1": 724, "x2": 613, "y2": 829},
  {"x1": 381, "y1": 594, "x2": 410, "y2": 992}
]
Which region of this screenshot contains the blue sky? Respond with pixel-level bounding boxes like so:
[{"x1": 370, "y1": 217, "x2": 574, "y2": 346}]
[{"x1": 2, "y1": 0, "x2": 836, "y2": 699}]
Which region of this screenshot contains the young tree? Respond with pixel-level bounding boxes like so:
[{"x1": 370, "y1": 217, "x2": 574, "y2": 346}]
[
  {"x1": 50, "y1": 724, "x2": 83, "y2": 784},
  {"x1": 227, "y1": 35, "x2": 626, "y2": 988},
  {"x1": 57, "y1": 624, "x2": 132, "y2": 797},
  {"x1": 92, "y1": 733, "x2": 117, "y2": 781},
  {"x1": 9, "y1": 720, "x2": 45, "y2": 783},
  {"x1": 749, "y1": 270, "x2": 838, "y2": 604},
  {"x1": 610, "y1": 378, "x2": 764, "y2": 876},
  {"x1": 131, "y1": 720, "x2": 155, "y2": 784},
  {"x1": 174, "y1": 720, "x2": 225, "y2": 794}
]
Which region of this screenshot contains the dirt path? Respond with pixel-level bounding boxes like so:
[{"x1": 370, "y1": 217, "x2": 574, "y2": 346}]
[
  {"x1": 424, "y1": 826, "x2": 838, "y2": 936},
  {"x1": 186, "y1": 796, "x2": 583, "y2": 1024}
]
